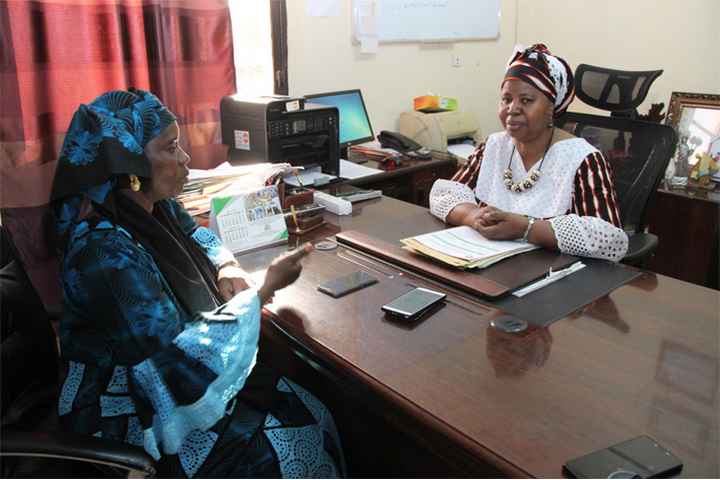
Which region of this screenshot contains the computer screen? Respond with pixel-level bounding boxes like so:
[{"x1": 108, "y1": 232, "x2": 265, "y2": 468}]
[{"x1": 304, "y1": 89, "x2": 374, "y2": 148}]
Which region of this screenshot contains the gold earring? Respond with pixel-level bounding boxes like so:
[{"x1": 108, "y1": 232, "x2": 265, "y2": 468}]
[{"x1": 129, "y1": 174, "x2": 141, "y2": 192}]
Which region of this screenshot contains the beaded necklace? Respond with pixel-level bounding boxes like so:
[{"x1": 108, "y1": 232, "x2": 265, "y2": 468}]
[{"x1": 503, "y1": 128, "x2": 555, "y2": 192}]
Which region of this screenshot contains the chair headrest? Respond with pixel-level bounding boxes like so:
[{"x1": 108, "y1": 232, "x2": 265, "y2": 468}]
[{"x1": 575, "y1": 64, "x2": 663, "y2": 116}]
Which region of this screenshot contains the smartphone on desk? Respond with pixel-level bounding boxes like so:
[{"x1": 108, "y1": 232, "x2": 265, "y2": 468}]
[
  {"x1": 317, "y1": 271, "x2": 378, "y2": 298},
  {"x1": 563, "y1": 435, "x2": 682, "y2": 479},
  {"x1": 381, "y1": 287, "x2": 446, "y2": 322}
]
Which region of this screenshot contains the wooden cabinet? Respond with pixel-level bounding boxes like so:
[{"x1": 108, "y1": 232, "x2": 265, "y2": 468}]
[
  {"x1": 346, "y1": 152, "x2": 457, "y2": 207},
  {"x1": 647, "y1": 183, "x2": 719, "y2": 289}
]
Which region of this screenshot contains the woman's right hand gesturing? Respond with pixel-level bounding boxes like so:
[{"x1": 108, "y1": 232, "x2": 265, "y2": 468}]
[{"x1": 258, "y1": 243, "x2": 314, "y2": 305}]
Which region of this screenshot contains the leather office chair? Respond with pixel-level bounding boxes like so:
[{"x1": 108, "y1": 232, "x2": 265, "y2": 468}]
[
  {"x1": 0, "y1": 226, "x2": 157, "y2": 478},
  {"x1": 556, "y1": 64, "x2": 677, "y2": 266}
]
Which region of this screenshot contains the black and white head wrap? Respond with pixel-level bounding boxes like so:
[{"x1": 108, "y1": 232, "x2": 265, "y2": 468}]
[{"x1": 503, "y1": 43, "x2": 575, "y2": 118}]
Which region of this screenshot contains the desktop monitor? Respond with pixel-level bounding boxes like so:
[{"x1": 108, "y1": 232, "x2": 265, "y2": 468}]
[{"x1": 304, "y1": 89, "x2": 374, "y2": 155}]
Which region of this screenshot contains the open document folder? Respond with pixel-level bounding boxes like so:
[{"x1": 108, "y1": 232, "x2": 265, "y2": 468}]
[{"x1": 401, "y1": 226, "x2": 539, "y2": 269}]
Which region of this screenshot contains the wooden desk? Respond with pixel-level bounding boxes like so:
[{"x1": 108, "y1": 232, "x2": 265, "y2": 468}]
[
  {"x1": 239, "y1": 197, "x2": 719, "y2": 478},
  {"x1": 647, "y1": 182, "x2": 719, "y2": 289},
  {"x1": 341, "y1": 152, "x2": 457, "y2": 207}
]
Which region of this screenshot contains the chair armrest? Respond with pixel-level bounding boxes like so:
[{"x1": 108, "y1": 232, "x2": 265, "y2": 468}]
[
  {"x1": 0, "y1": 428, "x2": 157, "y2": 478},
  {"x1": 622, "y1": 232, "x2": 658, "y2": 267}
]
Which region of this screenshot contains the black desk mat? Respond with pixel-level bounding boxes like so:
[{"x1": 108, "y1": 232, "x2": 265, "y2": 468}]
[{"x1": 485, "y1": 259, "x2": 642, "y2": 327}]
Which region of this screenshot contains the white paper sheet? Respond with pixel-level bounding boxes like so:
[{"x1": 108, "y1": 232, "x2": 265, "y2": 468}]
[
  {"x1": 307, "y1": 0, "x2": 341, "y2": 17},
  {"x1": 283, "y1": 166, "x2": 337, "y2": 187},
  {"x1": 447, "y1": 143, "x2": 477, "y2": 160},
  {"x1": 411, "y1": 226, "x2": 537, "y2": 261},
  {"x1": 339, "y1": 159, "x2": 382, "y2": 179},
  {"x1": 188, "y1": 162, "x2": 290, "y2": 181}
]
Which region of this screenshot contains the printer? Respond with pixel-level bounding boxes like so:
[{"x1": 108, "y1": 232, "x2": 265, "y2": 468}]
[
  {"x1": 220, "y1": 95, "x2": 340, "y2": 176},
  {"x1": 398, "y1": 110, "x2": 481, "y2": 152}
]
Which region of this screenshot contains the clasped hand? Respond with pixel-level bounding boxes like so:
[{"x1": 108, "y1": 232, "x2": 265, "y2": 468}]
[{"x1": 468, "y1": 205, "x2": 528, "y2": 240}]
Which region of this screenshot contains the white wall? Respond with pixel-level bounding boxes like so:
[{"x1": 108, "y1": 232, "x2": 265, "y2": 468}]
[{"x1": 288, "y1": 0, "x2": 719, "y2": 139}]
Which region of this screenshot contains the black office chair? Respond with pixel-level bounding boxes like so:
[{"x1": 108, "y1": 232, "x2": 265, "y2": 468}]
[
  {"x1": 0, "y1": 226, "x2": 157, "y2": 478},
  {"x1": 573, "y1": 64, "x2": 664, "y2": 120},
  {"x1": 556, "y1": 64, "x2": 677, "y2": 266}
]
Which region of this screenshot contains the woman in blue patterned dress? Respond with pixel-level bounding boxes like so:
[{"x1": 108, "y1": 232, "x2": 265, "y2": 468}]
[{"x1": 50, "y1": 89, "x2": 345, "y2": 478}]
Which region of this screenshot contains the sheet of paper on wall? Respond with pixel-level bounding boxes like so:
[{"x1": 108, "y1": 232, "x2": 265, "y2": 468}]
[
  {"x1": 209, "y1": 185, "x2": 288, "y2": 254},
  {"x1": 354, "y1": 0, "x2": 377, "y2": 53},
  {"x1": 401, "y1": 226, "x2": 539, "y2": 269},
  {"x1": 354, "y1": 0, "x2": 373, "y2": 18},
  {"x1": 307, "y1": 0, "x2": 341, "y2": 17}
]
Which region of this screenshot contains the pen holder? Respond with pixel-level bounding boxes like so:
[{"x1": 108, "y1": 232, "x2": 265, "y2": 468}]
[
  {"x1": 282, "y1": 187, "x2": 314, "y2": 210},
  {"x1": 285, "y1": 212, "x2": 325, "y2": 235}
]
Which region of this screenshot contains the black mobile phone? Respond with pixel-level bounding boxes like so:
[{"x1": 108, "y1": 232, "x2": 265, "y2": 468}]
[
  {"x1": 563, "y1": 435, "x2": 683, "y2": 479},
  {"x1": 381, "y1": 287, "x2": 446, "y2": 321},
  {"x1": 317, "y1": 271, "x2": 378, "y2": 298}
]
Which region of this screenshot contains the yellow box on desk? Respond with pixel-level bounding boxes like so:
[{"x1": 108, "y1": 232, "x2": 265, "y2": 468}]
[{"x1": 414, "y1": 95, "x2": 457, "y2": 113}]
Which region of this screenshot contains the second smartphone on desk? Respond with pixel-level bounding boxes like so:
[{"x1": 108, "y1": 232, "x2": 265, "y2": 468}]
[{"x1": 381, "y1": 287, "x2": 446, "y2": 322}]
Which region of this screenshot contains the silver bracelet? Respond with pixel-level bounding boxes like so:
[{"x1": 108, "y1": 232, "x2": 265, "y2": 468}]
[{"x1": 522, "y1": 216, "x2": 536, "y2": 242}]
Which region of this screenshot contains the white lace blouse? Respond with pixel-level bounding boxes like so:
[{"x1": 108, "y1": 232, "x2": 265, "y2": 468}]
[{"x1": 429, "y1": 132, "x2": 629, "y2": 262}]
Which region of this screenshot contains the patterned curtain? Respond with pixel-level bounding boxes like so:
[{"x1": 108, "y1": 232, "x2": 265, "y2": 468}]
[{"x1": 0, "y1": 0, "x2": 236, "y2": 309}]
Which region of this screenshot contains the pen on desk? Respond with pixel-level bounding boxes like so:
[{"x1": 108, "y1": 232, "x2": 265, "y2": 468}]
[
  {"x1": 512, "y1": 261, "x2": 586, "y2": 298},
  {"x1": 292, "y1": 168, "x2": 305, "y2": 188},
  {"x1": 290, "y1": 204, "x2": 298, "y2": 227}
]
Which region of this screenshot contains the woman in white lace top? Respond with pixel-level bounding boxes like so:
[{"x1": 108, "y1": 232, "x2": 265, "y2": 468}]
[{"x1": 429, "y1": 44, "x2": 628, "y2": 262}]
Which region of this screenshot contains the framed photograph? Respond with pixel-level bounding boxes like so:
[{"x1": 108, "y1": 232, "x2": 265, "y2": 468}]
[{"x1": 665, "y1": 92, "x2": 720, "y2": 178}]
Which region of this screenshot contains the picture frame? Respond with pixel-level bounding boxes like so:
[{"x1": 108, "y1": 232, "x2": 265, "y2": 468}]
[{"x1": 665, "y1": 92, "x2": 720, "y2": 180}]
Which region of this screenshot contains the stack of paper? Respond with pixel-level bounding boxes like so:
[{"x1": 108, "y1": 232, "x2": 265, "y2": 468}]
[
  {"x1": 401, "y1": 226, "x2": 539, "y2": 269},
  {"x1": 178, "y1": 162, "x2": 292, "y2": 216},
  {"x1": 282, "y1": 165, "x2": 336, "y2": 187}
]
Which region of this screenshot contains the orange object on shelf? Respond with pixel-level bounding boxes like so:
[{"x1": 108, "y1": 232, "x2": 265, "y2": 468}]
[{"x1": 413, "y1": 95, "x2": 457, "y2": 112}]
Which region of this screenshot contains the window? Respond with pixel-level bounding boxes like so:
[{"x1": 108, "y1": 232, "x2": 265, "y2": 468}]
[{"x1": 228, "y1": 0, "x2": 287, "y2": 96}]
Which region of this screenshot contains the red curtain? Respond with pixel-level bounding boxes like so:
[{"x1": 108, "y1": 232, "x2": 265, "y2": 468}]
[{"x1": 0, "y1": 0, "x2": 236, "y2": 309}]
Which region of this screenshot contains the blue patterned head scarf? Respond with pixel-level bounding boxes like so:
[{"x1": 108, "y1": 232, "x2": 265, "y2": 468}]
[{"x1": 51, "y1": 88, "x2": 176, "y2": 238}]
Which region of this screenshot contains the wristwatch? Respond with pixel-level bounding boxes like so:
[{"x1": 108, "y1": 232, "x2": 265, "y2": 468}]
[{"x1": 522, "y1": 216, "x2": 536, "y2": 242}]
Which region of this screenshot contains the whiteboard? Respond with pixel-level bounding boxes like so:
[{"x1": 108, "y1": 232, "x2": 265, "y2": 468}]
[{"x1": 352, "y1": 0, "x2": 501, "y2": 43}]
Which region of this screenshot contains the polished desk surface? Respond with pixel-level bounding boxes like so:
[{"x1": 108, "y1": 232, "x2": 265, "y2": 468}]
[{"x1": 239, "y1": 196, "x2": 720, "y2": 478}]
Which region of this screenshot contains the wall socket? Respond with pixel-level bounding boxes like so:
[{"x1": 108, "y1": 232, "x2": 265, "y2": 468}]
[{"x1": 450, "y1": 54, "x2": 462, "y2": 67}]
